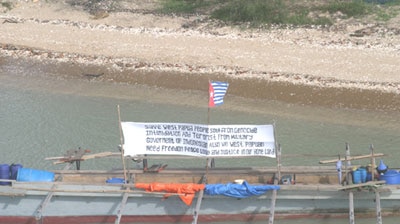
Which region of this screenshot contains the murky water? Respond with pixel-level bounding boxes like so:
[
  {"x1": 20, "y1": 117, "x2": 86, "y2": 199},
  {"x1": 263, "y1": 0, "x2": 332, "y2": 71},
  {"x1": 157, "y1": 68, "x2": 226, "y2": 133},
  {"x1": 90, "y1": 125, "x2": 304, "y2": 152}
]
[{"x1": 1, "y1": 56, "x2": 400, "y2": 223}]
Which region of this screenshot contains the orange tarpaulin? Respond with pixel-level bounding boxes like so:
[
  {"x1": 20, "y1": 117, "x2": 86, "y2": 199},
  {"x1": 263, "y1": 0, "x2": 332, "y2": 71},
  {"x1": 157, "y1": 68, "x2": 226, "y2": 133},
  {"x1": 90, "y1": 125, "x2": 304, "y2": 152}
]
[{"x1": 135, "y1": 183, "x2": 205, "y2": 206}]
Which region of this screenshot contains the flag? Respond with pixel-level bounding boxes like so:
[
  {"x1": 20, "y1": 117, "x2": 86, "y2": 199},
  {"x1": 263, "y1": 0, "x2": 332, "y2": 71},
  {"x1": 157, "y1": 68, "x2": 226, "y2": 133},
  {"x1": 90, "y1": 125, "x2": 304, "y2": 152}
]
[{"x1": 209, "y1": 81, "x2": 229, "y2": 107}]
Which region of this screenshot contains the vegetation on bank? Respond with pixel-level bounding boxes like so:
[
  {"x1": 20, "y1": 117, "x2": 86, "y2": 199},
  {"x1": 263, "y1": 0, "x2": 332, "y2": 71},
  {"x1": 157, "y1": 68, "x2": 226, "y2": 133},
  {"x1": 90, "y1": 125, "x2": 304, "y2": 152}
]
[
  {"x1": 159, "y1": 0, "x2": 400, "y2": 27},
  {"x1": 1, "y1": 0, "x2": 399, "y2": 27}
]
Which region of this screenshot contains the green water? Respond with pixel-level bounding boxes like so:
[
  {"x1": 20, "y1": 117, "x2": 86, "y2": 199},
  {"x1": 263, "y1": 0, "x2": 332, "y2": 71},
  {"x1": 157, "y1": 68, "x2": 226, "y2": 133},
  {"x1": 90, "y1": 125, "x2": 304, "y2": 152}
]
[
  {"x1": 1, "y1": 63, "x2": 400, "y2": 171},
  {"x1": 1, "y1": 58, "x2": 400, "y2": 223}
]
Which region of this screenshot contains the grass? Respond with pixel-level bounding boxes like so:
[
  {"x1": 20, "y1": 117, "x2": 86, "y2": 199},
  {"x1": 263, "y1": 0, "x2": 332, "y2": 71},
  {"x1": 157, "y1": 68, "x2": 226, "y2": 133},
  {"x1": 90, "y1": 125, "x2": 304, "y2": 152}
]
[
  {"x1": 160, "y1": 0, "x2": 221, "y2": 14},
  {"x1": 159, "y1": 0, "x2": 400, "y2": 27},
  {"x1": 1, "y1": 2, "x2": 14, "y2": 11}
]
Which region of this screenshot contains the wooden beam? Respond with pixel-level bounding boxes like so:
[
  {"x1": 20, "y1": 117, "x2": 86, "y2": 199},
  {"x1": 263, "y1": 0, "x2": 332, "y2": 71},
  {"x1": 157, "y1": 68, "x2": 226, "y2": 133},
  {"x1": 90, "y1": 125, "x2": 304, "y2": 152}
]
[
  {"x1": 192, "y1": 173, "x2": 208, "y2": 224},
  {"x1": 115, "y1": 192, "x2": 129, "y2": 224},
  {"x1": 49, "y1": 152, "x2": 119, "y2": 164},
  {"x1": 337, "y1": 181, "x2": 385, "y2": 191},
  {"x1": 35, "y1": 163, "x2": 74, "y2": 222},
  {"x1": 319, "y1": 153, "x2": 385, "y2": 164},
  {"x1": 269, "y1": 144, "x2": 281, "y2": 224},
  {"x1": 192, "y1": 187, "x2": 204, "y2": 224},
  {"x1": 269, "y1": 187, "x2": 277, "y2": 224},
  {"x1": 370, "y1": 145, "x2": 376, "y2": 181}
]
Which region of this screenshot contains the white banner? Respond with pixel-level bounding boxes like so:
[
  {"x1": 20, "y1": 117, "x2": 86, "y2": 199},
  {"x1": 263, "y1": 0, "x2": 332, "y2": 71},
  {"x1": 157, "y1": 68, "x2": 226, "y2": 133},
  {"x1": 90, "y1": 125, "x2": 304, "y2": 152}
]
[{"x1": 121, "y1": 122, "x2": 276, "y2": 158}]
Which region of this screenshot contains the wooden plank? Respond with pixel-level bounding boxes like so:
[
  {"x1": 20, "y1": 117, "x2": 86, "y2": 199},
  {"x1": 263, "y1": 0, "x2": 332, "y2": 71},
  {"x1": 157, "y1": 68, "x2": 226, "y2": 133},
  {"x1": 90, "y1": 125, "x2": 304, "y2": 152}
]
[
  {"x1": 319, "y1": 153, "x2": 385, "y2": 164},
  {"x1": 337, "y1": 181, "x2": 385, "y2": 190}
]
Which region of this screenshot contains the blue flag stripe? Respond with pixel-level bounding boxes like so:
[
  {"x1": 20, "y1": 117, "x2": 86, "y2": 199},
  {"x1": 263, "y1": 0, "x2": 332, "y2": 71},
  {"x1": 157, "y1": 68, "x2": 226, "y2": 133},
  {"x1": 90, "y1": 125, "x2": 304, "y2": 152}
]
[{"x1": 211, "y1": 81, "x2": 229, "y2": 106}]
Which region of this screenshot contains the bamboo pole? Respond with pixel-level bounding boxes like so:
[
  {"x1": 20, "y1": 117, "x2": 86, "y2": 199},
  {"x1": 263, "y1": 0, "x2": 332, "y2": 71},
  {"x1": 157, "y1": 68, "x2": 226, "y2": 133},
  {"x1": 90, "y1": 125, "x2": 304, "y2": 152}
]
[{"x1": 117, "y1": 105, "x2": 128, "y2": 183}]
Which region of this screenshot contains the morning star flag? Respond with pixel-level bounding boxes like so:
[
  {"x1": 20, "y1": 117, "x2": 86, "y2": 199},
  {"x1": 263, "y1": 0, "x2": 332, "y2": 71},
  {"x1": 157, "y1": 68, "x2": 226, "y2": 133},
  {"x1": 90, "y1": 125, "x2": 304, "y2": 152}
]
[{"x1": 209, "y1": 81, "x2": 229, "y2": 107}]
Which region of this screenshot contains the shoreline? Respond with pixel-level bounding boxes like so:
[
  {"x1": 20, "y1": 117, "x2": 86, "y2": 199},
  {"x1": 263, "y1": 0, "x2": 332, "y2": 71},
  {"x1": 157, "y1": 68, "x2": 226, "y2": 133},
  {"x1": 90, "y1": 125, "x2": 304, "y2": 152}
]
[
  {"x1": 2, "y1": 51, "x2": 400, "y2": 111},
  {"x1": 1, "y1": 1, "x2": 400, "y2": 110}
]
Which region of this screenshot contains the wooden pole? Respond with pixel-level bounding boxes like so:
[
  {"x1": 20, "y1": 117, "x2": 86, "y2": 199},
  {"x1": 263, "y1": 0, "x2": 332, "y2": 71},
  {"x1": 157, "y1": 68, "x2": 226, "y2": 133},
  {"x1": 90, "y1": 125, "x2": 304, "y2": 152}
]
[
  {"x1": 115, "y1": 192, "x2": 129, "y2": 224},
  {"x1": 269, "y1": 185, "x2": 277, "y2": 224},
  {"x1": 206, "y1": 80, "x2": 214, "y2": 169},
  {"x1": 269, "y1": 123, "x2": 280, "y2": 224},
  {"x1": 192, "y1": 82, "x2": 212, "y2": 224},
  {"x1": 192, "y1": 177, "x2": 205, "y2": 224},
  {"x1": 349, "y1": 191, "x2": 355, "y2": 224},
  {"x1": 274, "y1": 124, "x2": 281, "y2": 181},
  {"x1": 206, "y1": 105, "x2": 212, "y2": 169},
  {"x1": 269, "y1": 142, "x2": 281, "y2": 224},
  {"x1": 345, "y1": 143, "x2": 351, "y2": 185},
  {"x1": 117, "y1": 105, "x2": 128, "y2": 183},
  {"x1": 375, "y1": 190, "x2": 382, "y2": 224},
  {"x1": 35, "y1": 163, "x2": 74, "y2": 222},
  {"x1": 370, "y1": 144, "x2": 376, "y2": 181}
]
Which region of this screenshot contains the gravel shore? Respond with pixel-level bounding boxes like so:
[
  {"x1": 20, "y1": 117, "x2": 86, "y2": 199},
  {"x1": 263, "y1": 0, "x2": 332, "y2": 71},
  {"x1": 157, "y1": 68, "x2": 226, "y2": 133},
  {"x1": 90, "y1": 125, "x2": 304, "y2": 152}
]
[{"x1": 1, "y1": 0, "x2": 400, "y2": 110}]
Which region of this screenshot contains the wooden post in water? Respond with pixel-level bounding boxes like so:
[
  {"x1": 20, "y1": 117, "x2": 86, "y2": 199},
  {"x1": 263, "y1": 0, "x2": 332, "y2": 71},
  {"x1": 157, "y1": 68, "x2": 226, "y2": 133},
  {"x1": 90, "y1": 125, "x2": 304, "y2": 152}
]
[{"x1": 349, "y1": 191, "x2": 355, "y2": 224}]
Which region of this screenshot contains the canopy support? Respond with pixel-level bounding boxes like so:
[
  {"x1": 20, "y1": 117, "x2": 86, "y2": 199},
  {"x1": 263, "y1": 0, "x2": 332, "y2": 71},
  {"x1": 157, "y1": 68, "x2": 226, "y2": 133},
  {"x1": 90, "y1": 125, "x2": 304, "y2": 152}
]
[
  {"x1": 269, "y1": 144, "x2": 281, "y2": 224},
  {"x1": 117, "y1": 105, "x2": 128, "y2": 183}
]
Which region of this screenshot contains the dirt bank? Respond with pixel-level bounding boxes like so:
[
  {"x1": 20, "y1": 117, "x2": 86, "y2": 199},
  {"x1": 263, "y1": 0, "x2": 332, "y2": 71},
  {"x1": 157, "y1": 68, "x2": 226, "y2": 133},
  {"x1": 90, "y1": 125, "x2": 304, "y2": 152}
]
[{"x1": 1, "y1": 0, "x2": 400, "y2": 110}]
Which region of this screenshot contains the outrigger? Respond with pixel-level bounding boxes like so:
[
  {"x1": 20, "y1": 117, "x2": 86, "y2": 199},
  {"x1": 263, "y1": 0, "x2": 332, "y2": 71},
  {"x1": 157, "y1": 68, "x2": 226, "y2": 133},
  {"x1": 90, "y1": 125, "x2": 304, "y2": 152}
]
[{"x1": 0, "y1": 121, "x2": 398, "y2": 224}]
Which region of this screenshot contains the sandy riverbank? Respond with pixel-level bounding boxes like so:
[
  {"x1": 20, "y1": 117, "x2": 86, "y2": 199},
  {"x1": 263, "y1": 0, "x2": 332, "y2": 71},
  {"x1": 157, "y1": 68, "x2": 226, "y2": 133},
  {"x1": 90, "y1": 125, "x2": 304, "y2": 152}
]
[{"x1": 1, "y1": 0, "x2": 400, "y2": 110}]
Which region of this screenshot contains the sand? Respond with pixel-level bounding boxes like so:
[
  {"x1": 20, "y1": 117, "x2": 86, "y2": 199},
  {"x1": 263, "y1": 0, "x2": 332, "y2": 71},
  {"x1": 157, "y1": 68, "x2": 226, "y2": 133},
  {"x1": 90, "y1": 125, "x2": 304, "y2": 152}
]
[{"x1": 1, "y1": 0, "x2": 400, "y2": 109}]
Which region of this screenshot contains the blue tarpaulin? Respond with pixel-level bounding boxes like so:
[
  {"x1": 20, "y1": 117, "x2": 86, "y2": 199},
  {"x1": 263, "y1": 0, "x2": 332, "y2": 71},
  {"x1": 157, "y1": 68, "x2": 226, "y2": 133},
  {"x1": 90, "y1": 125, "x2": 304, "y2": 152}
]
[{"x1": 205, "y1": 181, "x2": 280, "y2": 198}]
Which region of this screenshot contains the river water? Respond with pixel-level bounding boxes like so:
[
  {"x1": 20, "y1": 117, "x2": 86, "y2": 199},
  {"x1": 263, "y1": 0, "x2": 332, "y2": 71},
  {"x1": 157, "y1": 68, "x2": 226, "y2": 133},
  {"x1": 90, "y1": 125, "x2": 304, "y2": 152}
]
[{"x1": 1, "y1": 56, "x2": 400, "y2": 223}]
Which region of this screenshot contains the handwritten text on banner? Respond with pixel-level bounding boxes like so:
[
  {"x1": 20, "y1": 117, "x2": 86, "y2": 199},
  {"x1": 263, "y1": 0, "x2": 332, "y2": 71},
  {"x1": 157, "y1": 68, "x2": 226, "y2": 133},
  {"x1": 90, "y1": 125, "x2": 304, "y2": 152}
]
[{"x1": 121, "y1": 122, "x2": 275, "y2": 158}]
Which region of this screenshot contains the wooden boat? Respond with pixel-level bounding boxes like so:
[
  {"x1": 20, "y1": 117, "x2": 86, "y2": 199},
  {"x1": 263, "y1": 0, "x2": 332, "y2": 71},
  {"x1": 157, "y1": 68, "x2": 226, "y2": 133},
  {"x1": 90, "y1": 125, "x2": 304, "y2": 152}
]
[{"x1": 0, "y1": 122, "x2": 399, "y2": 224}]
